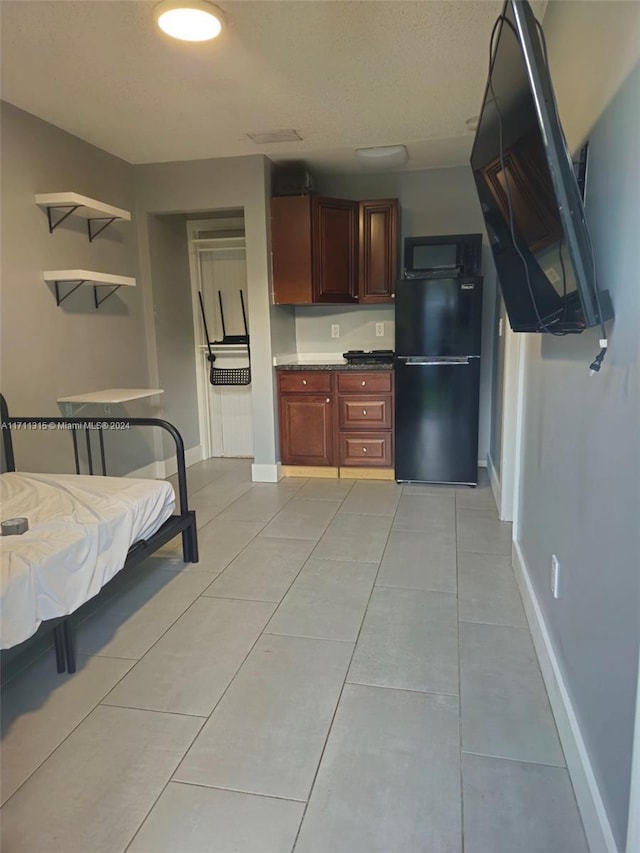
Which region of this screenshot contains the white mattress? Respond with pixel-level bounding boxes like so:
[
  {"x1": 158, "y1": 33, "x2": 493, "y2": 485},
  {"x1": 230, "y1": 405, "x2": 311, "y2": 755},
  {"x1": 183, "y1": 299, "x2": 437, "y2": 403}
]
[{"x1": 0, "y1": 472, "x2": 176, "y2": 649}]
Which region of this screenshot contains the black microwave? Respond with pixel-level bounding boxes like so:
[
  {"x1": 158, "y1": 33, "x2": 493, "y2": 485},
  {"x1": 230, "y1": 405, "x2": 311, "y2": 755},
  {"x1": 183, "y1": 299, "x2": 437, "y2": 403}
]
[{"x1": 403, "y1": 233, "x2": 482, "y2": 278}]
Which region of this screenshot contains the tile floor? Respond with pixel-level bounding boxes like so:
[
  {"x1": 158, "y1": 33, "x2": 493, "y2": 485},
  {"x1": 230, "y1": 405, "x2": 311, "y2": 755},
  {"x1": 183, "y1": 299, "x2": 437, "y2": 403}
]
[{"x1": 0, "y1": 459, "x2": 589, "y2": 852}]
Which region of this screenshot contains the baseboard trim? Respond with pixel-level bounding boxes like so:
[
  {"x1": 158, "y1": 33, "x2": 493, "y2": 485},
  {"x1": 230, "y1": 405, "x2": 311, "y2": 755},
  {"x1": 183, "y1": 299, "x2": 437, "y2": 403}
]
[
  {"x1": 252, "y1": 462, "x2": 283, "y2": 483},
  {"x1": 127, "y1": 445, "x2": 203, "y2": 480},
  {"x1": 281, "y1": 465, "x2": 339, "y2": 479},
  {"x1": 126, "y1": 461, "x2": 162, "y2": 479},
  {"x1": 486, "y1": 451, "x2": 501, "y2": 514},
  {"x1": 512, "y1": 540, "x2": 618, "y2": 853},
  {"x1": 339, "y1": 467, "x2": 395, "y2": 480}
]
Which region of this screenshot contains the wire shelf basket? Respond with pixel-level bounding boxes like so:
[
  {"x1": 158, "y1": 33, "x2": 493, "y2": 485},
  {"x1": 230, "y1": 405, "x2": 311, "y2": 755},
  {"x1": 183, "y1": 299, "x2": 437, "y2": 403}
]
[{"x1": 209, "y1": 366, "x2": 251, "y2": 386}]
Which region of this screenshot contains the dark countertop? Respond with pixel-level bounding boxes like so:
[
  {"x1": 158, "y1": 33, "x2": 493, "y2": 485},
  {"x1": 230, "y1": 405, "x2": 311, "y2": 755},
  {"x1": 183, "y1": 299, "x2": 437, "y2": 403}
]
[{"x1": 275, "y1": 362, "x2": 393, "y2": 372}]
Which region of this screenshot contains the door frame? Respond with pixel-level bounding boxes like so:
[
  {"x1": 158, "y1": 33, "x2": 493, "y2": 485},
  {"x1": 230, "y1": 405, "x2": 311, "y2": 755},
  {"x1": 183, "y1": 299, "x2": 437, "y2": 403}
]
[
  {"x1": 498, "y1": 326, "x2": 527, "y2": 534},
  {"x1": 186, "y1": 219, "x2": 214, "y2": 461},
  {"x1": 187, "y1": 216, "x2": 250, "y2": 460}
]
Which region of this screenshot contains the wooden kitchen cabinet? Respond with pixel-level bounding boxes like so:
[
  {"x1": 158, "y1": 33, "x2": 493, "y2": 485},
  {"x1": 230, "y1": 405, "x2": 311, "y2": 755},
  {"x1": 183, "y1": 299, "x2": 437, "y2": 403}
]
[
  {"x1": 278, "y1": 371, "x2": 335, "y2": 466},
  {"x1": 312, "y1": 197, "x2": 358, "y2": 303},
  {"x1": 358, "y1": 199, "x2": 398, "y2": 303},
  {"x1": 277, "y1": 369, "x2": 394, "y2": 471},
  {"x1": 271, "y1": 195, "x2": 398, "y2": 305},
  {"x1": 337, "y1": 371, "x2": 394, "y2": 468}
]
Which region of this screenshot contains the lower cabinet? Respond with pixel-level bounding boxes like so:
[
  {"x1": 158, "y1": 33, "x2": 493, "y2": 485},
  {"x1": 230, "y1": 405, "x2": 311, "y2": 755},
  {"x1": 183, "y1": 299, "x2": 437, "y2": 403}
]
[
  {"x1": 277, "y1": 369, "x2": 394, "y2": 471},
  {"x1": 278, "y1": 394, "x2": 334, "y2": 466}
]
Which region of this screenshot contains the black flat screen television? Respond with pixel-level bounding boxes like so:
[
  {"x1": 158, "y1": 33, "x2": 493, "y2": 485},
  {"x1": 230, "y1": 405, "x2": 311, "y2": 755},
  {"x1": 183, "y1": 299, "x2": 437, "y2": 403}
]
[{"x1": 470, "y1": 0, "x2": 613, "y2": 333}]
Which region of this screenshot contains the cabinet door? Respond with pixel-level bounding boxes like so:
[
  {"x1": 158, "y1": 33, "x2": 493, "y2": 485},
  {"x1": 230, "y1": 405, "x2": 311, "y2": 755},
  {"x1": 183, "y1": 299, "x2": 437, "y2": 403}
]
[
  {"x1": 312, "y1": 197, "x2": 358, "y2": 303},
  {"x1": 358, "y1": 199, "x2": 398, "y2": 303},
  {"x1": 279, "y1": 394, "x2": 334, "y2": 466},
  {"x1": 271, "y1": 196, "x2": 313, "y2": 304}
]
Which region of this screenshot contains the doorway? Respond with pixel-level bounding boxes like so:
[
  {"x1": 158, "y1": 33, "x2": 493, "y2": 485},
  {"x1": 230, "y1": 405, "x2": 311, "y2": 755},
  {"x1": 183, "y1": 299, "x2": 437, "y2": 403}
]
[{"x1": 187, "y1": 216, "x2": 254, "y2": 460}]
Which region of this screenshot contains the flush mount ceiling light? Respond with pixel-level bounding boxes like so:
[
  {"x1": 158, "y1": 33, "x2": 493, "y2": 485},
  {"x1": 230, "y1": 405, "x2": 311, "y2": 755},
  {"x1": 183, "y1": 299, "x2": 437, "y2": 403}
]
[
  {"x1": 355, "y1": 145, "x2": 408, "y2": 168},
  {"x1": 154, "y1": 0, "x2": 225, "y2": 41}
]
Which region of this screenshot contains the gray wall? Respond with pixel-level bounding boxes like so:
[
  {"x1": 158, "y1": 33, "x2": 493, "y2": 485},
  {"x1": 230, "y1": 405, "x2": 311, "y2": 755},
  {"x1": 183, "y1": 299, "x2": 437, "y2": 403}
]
[
  {"x1": 0, "y1": 102, "x2": 154, "y2": 475},
  {"x1": 518, "y1": 63, "x2": 640, "y2": 850},
  {"x1": 134, "y1": 154, "x2": 293, "y2": 469},
  {"x1": 311, "y1": 167, "x2": 498, "y2": 463},
  {"x1": 146, "y1": 214, "x2": 199, "y2": 453}
]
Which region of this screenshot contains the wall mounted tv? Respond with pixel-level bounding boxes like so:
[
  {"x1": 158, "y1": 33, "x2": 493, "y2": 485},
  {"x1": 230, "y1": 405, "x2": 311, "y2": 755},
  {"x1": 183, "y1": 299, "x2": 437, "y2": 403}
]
[{"x1": 470, "y1": 0, "x2": 614, "y2": 334}]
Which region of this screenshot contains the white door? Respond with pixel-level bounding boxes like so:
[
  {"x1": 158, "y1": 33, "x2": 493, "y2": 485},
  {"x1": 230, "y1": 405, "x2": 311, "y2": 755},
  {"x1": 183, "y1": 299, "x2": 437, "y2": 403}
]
[{"x1": 192, "y1": 234, "x2": 254, "y2": 459}]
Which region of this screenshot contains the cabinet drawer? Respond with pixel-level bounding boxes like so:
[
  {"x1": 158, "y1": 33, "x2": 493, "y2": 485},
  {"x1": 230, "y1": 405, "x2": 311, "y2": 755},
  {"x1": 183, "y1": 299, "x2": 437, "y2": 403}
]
[
  {"x1": 278, "y1": 372, "x2": 332, "y2": 394},
  {"x1": 337, "y1": 371, "x2": 392, "y2": 394},
  {"x1": 339, "y1": 395, "x2": 392, "y2": 430},
  {"x1": 339, "y1": 432, "x2": 392, "y2": 467}
]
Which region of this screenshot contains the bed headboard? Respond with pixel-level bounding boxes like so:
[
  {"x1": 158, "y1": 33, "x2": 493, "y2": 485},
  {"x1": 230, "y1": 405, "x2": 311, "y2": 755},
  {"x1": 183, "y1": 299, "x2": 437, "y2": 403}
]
[
  {"x1": 1, "y1": 394, "x2": 16, "y2": 472},
  {"x1": 0, "y1": 394, "x2": 190, "y2": 516}
]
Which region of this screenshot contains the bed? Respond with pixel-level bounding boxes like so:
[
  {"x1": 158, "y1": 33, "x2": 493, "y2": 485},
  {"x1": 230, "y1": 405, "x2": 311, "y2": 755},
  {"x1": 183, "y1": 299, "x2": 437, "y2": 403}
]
[{"x1": 0, "y1": 394, "x2": 198, "y2": 673}]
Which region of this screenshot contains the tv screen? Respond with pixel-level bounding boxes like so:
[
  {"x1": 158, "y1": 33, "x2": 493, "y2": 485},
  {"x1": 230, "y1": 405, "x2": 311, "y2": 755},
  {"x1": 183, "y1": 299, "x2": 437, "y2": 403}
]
[{"x1": 470, "y1": 0, "x2": 613, "y2": 333}]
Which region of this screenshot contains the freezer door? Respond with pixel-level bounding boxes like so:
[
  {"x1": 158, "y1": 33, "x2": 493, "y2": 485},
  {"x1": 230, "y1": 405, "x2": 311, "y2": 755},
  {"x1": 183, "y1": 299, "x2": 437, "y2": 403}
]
[
  {"x1": 395, "y1": 276, "x2": 483, "y2": 357},
  {"x1": 395, "y1": 357, "x2": 480, "y2": 484}
]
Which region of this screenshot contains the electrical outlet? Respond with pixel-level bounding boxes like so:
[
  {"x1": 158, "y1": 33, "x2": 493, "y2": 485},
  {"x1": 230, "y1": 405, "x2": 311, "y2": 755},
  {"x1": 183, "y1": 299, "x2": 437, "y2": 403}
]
[
  {"x1": 498, "y1": 317, "x2": 504, "y2": 337},
  {"x1": 375, "y1": 322, "x2": 384, "y2": 337},
  {"x1": 551, "y1": 554, "x2": 560, "y2": 599},
  {"x1": 545, "y1": 266, "x2": 561, "y2": 284},
  {"x1": 331, "y1": 324, "x2": 340, "y2": 339}
]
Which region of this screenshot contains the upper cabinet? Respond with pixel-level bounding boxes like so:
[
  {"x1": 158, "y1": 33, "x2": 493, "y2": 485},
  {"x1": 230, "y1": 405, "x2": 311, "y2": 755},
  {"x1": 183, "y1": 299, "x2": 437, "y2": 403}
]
[
  {"x1": 358, "y1": 198, "x2": 398, "y2": 304},
  {"x1": 271, "y1": 195, "x2": 398, "y2": 305}
]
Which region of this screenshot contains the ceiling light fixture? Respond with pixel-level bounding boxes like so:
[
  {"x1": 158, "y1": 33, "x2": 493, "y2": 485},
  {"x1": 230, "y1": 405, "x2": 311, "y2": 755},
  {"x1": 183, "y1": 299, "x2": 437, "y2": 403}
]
[
  {"x1": 154, "y1": 0, "x2": 225, "y2": 42},
  {"x1": 355, "y1": 145, "x2": 408, "y2": 169}
]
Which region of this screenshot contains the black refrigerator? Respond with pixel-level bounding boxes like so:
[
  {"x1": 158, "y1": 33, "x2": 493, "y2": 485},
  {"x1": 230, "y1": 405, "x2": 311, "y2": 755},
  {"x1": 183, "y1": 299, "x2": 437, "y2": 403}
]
[{"x1": 394, "y1": 276, "x2": 483, "y2": 485}]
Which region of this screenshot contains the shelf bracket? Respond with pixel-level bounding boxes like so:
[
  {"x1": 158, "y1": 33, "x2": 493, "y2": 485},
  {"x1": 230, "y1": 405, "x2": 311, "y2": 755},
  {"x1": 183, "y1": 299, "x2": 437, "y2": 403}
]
[
  {"x1": 88, "y1": 217, "x2": 118, "y2": 242},
  {"x1": 93, "y1": 284, "x2": 121, "y2": 308},
  {"x1": 55, "y1": 279, "x2": 86, "y2": 306},
  {"x1": 46, "y1": 205, "x2": 81, "y2": 233}
]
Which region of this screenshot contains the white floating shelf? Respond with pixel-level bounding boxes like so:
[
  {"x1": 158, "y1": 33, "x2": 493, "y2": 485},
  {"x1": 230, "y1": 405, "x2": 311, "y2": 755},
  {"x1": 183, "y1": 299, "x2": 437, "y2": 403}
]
[
  {"x1": 36, "y1": 193, "x2": 131, "y2": 241},
  {"x1": 35, "y1": 193, "x2": 131, "y2": 222},
  {"x1": 43, "y1": 270, "x2": 136, "y2": 307},
  {"x1": 43, "y1": 270, "x2": 136, "y2": 287},
  {"x1": 58, "y1": 389, "x2": 164, "y2": 405}
]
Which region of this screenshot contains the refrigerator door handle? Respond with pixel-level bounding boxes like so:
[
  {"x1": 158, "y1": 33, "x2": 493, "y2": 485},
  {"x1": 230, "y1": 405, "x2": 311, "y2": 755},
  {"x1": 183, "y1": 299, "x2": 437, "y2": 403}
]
[{"x1": 402, "y1": 357, "x2": 471, "y2": 366}]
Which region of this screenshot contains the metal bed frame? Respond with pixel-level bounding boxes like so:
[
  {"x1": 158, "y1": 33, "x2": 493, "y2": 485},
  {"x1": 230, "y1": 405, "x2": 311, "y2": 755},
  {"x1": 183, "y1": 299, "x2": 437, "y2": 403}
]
[{"x1": 0, "y1": 393, "x2": 198, "y2": 674}]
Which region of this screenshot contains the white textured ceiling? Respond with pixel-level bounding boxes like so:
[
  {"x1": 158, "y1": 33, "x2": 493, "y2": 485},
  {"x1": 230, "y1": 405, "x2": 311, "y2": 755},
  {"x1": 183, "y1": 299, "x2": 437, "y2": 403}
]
[{"x1": 0, "y1": 0, "x2": 547, "y2": 171}]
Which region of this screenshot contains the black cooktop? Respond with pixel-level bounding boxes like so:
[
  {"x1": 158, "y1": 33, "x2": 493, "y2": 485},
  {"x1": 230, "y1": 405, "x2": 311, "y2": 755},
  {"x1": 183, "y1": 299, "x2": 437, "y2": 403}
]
[{"x1": 343, "y1": 349, "x2": 395, "y2": 365}]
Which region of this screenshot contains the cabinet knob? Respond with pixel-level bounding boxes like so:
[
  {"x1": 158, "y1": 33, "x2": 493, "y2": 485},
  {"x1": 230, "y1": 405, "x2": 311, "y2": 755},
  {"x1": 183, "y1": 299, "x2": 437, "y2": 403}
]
[
  {"x1": 361, "y1": 380, "x2": 366, "y2": 386},
  {"x1": 302, "y1": 379, "x2": 307, "y2": 385},
  {"x1": 326, "y1": 398, "x2": 330, "y2": 403},
  {"x1": 363, "y1": 447, "x2": 368, "y2": 453},
  {"x1": 362, "y1": 409, "x2": 367, "y2": 416}
]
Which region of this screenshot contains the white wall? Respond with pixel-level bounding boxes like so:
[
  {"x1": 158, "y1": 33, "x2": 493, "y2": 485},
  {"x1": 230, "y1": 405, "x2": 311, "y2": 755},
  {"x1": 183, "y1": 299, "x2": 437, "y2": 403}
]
[
  {"x1": 134, "y1": 155, "x2": 294, "y2": 473},
  {"x1": 514, "y1": 5, "x2": 640, "y2": 843},
  {"x1": 295, "y1": 304, "x2": 395, "y2": 354},
  {"x1": 0, "y1": 103, "x2": 155, "y2": 476}
]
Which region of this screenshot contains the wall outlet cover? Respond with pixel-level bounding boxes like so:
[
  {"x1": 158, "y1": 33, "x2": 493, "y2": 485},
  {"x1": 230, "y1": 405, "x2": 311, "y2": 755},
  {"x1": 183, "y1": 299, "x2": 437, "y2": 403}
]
[
  {"x1": 375, "y1": 323, "x2": 384, "y2": 337},
  {"x1": 551, "y1": 554, "x2": 560, "y2": 598},
  {"x1": 331, "y1": 324, "x2": 340, "y2": 339}
]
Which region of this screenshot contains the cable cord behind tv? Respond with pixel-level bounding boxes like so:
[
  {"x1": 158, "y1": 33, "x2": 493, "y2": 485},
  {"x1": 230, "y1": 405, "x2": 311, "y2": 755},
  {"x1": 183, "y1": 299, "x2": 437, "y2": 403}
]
[{"x1": 533, "y1": 16, "x2": 609, "y2": 371}]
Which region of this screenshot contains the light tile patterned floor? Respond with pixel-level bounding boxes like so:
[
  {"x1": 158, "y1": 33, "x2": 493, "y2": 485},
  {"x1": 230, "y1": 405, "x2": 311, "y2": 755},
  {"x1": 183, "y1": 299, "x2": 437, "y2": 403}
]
[{"x1": 0, "y1": 460, "x2": 588, "y2": 852}]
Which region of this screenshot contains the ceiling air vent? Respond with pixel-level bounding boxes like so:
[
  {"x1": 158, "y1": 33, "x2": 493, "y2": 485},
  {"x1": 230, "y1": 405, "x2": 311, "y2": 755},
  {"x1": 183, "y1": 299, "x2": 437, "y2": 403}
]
[{"x1": 247, "y1": 130, "x2": 303, "y2": 144}]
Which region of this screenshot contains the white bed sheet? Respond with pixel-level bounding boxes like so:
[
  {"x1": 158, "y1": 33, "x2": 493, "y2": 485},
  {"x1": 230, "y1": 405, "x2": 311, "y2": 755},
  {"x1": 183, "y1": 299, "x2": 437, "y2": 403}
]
[{"x1": 0, "y1": 472, "x2": 175, "y2": 649}]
